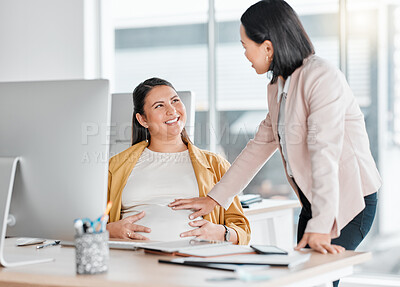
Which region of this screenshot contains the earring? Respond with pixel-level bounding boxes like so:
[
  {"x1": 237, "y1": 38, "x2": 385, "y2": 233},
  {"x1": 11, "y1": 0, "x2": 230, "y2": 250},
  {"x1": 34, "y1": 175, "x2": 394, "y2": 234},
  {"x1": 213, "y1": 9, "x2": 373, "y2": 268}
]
[
  {"x1": 266, "y1": 55, "x2": 269, "y2": 63},
  {"x1": 145, "y1": 128, "x2": 148, "y2": 143}
]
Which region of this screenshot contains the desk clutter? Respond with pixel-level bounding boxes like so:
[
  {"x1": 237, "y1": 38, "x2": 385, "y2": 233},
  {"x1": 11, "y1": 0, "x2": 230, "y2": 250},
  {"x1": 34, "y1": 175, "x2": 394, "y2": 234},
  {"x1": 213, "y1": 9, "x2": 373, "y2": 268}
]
[
  {"x1": 140, "y1": 239, "x2": 310, "y2": 277},
  {"x1": 156, "y1": 243, "x2": 311, "y2": 282},
  {"x1": 74, "y1": 202, "x2": 112, "y2": 274},
  {"x1": 161, "y1": 252, "x2": 311, "y2": 269},
  {"x1": 239, "y1": 194, "x2": 262, "y2": 208},
  {"x1": 140, "y1": 238, "x2": 252, "y2": 257},
  {"x1": 2, "y1": 236, "x2": 371, "y2": 286},
  {"x1": 16, "y1": 198, "x2": 309, "y2": 280}
]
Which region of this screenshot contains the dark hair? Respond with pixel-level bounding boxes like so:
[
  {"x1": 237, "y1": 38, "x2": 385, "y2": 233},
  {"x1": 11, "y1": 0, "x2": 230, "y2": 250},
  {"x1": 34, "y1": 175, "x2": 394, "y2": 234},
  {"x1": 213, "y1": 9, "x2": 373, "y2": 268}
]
[
  {"x1": 131, "y1": 77, "x2": 192, "y2": 146},
  {"x1": 241, "y1": 0, "x2": 314, "y2": 84}
]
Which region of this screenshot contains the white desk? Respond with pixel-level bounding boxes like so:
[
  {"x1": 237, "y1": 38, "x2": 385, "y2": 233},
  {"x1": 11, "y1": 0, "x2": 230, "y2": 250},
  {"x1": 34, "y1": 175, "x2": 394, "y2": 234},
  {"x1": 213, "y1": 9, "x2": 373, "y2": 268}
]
[
  {"x1": 243, "y1": 199, "x2": 300, "y2": 250},
  {"x1": 0, "y1": 238, "x2": 370, "y2": 287}
]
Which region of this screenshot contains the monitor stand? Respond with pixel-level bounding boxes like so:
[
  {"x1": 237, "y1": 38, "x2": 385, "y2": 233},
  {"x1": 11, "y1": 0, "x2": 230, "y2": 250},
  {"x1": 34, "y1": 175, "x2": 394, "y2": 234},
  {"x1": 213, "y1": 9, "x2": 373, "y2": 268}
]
[{"x1": 0, "y1": 157, "x2": 54, "y2": 267}]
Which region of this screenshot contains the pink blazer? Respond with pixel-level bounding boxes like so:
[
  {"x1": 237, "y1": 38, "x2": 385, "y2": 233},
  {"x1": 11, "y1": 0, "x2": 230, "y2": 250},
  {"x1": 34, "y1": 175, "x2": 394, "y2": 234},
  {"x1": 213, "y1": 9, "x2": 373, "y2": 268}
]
[{"x1": 209, "y1": 55, "x2": 382, "y2": 238}]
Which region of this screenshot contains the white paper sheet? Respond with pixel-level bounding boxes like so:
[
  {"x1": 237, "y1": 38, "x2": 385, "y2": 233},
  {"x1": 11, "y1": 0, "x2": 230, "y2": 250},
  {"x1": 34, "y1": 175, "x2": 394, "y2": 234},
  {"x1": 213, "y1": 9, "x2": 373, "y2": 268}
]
[{"x1": 129, "y1": 204, "x2": 199, "y2": 242}]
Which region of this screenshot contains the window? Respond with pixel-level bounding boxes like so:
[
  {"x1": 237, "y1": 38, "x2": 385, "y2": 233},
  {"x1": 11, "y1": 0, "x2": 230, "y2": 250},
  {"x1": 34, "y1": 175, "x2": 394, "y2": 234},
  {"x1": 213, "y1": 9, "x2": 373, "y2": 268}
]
[{"x1": 112, "y1": 0, "x2": 208, "y2": 102}]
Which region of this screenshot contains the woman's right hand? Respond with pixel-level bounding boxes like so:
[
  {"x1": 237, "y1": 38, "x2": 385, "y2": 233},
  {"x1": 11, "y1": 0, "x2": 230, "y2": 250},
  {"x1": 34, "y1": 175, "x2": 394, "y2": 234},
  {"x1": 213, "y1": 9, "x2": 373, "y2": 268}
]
[{"x1": 106, "y1": 211, "x2": 151, "y2": 240}]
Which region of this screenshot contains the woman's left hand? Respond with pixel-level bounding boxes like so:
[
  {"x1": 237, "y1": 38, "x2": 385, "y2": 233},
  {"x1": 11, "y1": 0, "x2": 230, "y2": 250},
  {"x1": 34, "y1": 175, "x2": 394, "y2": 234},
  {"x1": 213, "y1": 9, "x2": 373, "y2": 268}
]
[
  {"x1": 295, "y1": 233, "x2": 345, "y2": 254},
  {"x1": 169, "y1": 196, "x2": 218, "y2": 219},
  {"x1": 180, "y1": 219, "x2": 225, "y2": 241}
]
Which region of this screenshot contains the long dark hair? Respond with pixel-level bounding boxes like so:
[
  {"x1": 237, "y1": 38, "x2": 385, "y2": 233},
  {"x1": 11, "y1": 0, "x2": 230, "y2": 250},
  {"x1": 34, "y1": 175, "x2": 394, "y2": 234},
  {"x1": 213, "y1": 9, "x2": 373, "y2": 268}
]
[
  {"x1": 131, "y1": 77, "x2": 192, "y2": 146},
  {"x1": 241, "y1": 0, "x2": 314, "y2": 84}
]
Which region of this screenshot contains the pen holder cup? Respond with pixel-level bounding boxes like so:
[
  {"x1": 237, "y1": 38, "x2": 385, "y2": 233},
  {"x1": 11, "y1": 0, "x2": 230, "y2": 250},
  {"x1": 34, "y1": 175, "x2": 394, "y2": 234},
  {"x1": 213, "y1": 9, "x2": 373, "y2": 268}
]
[{"x1": 75, "y1": 231, "x2": 109, "y2": 274}]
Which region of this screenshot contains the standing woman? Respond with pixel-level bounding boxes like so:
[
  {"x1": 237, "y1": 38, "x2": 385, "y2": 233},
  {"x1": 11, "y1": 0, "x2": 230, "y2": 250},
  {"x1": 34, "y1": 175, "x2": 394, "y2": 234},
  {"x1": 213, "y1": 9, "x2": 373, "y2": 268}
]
[{"x1": 170, "y1": 0, "x2": 381, "y2": 262}]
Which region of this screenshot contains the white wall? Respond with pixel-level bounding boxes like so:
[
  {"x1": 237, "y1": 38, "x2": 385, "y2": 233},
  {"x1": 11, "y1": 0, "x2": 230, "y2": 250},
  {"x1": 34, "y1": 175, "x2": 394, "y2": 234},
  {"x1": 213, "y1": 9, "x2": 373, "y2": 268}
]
[{"x1": 0, "y1": 0, "x2": 101, "y2": 82}]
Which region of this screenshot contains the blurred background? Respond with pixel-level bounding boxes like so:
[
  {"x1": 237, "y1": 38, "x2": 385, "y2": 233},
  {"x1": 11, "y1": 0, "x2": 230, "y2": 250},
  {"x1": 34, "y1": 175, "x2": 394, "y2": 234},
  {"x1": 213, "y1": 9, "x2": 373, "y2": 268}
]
[{"x1": 1, "y1": 0, "x2": 399, "y2": 285}]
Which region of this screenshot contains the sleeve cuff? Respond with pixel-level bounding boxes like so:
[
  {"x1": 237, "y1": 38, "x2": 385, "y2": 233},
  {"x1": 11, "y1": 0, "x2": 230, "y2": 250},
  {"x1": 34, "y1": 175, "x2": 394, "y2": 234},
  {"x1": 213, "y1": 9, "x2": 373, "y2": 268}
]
[
  {"x1": 207, "y1": 188, "x2": 234, "y2": 210},
  {"x1": 228, "y1": 224, "x2": 250, "y2": 245},
  {"x1": 304, "y1": 216, "x2": 340, "y2": 238}
]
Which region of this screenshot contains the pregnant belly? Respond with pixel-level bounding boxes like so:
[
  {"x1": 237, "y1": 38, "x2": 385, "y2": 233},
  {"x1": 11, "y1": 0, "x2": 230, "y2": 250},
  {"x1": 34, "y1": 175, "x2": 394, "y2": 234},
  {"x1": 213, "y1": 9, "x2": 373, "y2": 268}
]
[{"x1": 123, "y1": 204, "x2": 201, "y2": 242}]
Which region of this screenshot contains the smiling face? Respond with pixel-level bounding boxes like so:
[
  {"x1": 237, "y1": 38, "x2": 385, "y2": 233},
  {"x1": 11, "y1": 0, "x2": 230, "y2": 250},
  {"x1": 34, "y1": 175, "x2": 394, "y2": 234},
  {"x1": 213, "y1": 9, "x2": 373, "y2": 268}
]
[
  {"x1": 240, "y1": 24, "x2": 273, "y2": 75},
  {"x1": 136, "y1": 85, "x2": 187, "y2": 143}
]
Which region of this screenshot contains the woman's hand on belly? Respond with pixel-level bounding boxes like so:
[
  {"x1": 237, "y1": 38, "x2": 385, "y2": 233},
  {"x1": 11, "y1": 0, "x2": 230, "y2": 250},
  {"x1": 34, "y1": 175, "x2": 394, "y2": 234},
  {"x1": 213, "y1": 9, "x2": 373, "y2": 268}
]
[
  {"x1": 106, "y1": 211, "x2": 151, "y2": 240},
  {"x1": 179, "y1": 219, "x2": 225, "y2": 242},
  {"x1": 169, "y1": 196, "x2": 218, "y2": 219}
]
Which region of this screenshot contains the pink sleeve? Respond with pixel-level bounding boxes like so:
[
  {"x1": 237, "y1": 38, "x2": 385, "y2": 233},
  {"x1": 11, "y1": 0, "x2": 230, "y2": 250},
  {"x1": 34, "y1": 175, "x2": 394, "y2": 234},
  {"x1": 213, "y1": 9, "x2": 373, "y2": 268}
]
[{"x1": 208, "y1": 113, "x2": 278, "y2": 209}]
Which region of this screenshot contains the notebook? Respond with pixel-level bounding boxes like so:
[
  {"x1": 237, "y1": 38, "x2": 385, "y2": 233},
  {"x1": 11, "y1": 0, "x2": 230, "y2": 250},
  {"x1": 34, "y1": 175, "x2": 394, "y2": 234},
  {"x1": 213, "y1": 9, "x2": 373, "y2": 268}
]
[
  {"x1": 108, "y1": 240, "x2": 145, "y2": 250},
  {"x1": 178, "y1": 252, "x2": 311, "y2": 268},
  {"x1": 140, "y1": 238, "x2": 255, "y2": 257}
]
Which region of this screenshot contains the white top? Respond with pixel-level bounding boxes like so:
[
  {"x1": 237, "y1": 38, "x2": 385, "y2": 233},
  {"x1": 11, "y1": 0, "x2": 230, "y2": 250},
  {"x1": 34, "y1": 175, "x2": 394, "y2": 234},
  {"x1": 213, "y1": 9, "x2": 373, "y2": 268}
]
[
  {"x1": 277, "y1": 76, "x2": 293, "y2": 177},
  {"x1": 121, "y1": 148, "x2": 200, "y2": 241}
]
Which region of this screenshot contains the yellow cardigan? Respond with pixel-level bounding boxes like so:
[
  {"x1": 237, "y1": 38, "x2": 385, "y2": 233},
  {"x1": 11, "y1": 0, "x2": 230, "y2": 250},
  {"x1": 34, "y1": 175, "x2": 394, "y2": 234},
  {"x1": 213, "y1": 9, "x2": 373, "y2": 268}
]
[{"x1": 108, "y1": 141, "x2": 251, "y2": 245}]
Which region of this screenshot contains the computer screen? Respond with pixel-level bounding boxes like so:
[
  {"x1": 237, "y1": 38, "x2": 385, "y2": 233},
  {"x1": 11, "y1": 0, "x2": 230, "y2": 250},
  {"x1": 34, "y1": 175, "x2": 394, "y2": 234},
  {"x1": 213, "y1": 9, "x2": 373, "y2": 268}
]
[
  {"x1": 109, "y1": 91, "x2": 195, "y2": 157},
  {"x1": 0, "y1": 79, "x2": 110, "y2": 242}
]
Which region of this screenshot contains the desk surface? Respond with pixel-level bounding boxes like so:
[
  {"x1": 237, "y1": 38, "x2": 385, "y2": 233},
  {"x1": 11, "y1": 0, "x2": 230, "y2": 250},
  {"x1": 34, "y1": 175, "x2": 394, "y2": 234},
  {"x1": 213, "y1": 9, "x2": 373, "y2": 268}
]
[
  {"x1": 0, "y1": 238, "x2": 370, "y2": 287},
  {"x1": 243, "y1": 199, "x2": 300, "y2": 216}
]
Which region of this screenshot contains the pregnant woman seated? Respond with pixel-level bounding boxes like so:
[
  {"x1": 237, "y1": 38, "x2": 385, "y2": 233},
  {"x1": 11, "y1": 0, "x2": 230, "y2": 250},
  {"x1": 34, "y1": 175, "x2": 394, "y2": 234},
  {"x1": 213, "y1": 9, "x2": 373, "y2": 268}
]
[{"x1": 106, "y1": 78, "x2": 250, "y2": 244}]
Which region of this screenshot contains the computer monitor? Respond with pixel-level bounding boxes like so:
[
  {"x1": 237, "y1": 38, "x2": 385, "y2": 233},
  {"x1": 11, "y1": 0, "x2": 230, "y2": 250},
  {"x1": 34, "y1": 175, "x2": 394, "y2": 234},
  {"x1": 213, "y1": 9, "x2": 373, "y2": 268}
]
[
  {"x1": 109, "y1": 91, "x2": 195, "y2": 157},
  {"x1": 0, "y1": 80, "x2": 110, "y2": 246}
]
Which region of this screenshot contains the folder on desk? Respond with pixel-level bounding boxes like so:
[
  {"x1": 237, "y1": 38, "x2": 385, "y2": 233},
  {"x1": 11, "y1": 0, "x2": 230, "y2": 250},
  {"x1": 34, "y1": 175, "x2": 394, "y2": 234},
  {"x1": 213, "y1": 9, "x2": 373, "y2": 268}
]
[
  {"x1": 141, "y1": 238, "x2": 255, "y2": 257},
  {"x1": 158, "y1": 259, "x2": 243, "y2": 272},
  {"x1": 159, "y1": 252, "x2": 310, "y2": 269},
  {"x1": 159, "y1": 259, "x2": 272, "y2": 274}
]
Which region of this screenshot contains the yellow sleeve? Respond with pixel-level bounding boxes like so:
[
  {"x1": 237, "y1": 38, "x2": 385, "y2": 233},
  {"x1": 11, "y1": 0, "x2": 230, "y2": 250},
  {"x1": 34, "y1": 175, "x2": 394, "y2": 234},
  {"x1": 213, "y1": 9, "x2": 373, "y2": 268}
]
[
  {"x1": 107, "y1": 170, "x2": 111, "y2": 203},
  {"x1": 224, "y1": 197, "x2": 251, "y2": 245},
  {"x1": 107, "y1": 170, "x2": 112, "y2": 223}
]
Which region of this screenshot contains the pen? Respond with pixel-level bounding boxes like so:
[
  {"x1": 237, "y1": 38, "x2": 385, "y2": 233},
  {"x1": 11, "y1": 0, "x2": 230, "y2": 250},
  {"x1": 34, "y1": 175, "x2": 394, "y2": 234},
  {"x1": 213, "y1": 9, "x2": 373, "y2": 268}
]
[
  {"x1": 94, "y1": 201, "x2": 112, "y2": 233},
  {"x1": 74, "y1": 219, "x2": 84, "y2": 236},
  {"x1": 36, "y1": 240, "x2": 61, "y2": 249},
  {"x1": 101, "y1": 201, "x2": 112, "y2": 221},
  {"x1": 83, "y1": 221, "x2": 93, "y2": 233},
  {"x1": 100, "y1": 215, "x2": 109, "y2": 232}
]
